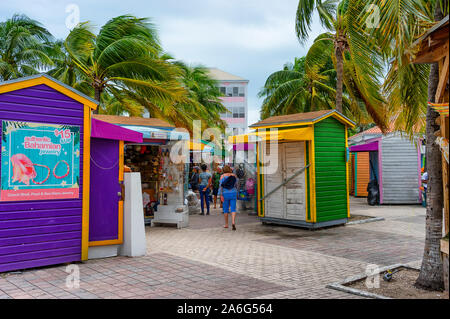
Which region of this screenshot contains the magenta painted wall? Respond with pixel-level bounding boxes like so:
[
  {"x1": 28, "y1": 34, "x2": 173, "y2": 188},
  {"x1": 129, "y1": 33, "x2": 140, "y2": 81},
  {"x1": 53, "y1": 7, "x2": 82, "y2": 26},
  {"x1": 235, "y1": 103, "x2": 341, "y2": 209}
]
[{"x1": 0, "y1": 84, "x2": 84, "y2": 273}]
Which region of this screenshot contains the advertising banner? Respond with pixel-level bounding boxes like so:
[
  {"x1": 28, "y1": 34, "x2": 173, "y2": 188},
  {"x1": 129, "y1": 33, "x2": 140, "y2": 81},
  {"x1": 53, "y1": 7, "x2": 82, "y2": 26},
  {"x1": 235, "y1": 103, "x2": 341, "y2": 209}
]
[{"x1": 1, "y1": 120, "x2": 81, "y2": 201}]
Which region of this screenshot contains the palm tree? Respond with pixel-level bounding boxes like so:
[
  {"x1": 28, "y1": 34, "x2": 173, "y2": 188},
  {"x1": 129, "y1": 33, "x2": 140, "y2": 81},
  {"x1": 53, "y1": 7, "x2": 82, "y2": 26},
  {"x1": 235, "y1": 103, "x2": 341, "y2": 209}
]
[
  {"x1": 259, "y1": 56, "x2": 339, "y2": 118},
  {"x1": 62, "y1": 15, "x2": 187, "y2": 116},
  {"x1": 174, "y1": 61, "x2": 228, "y2": 131},
  {"x1": 46, "y1": 40, "x2": 93, "y2": 96},
  {"x1": 295, "y1": 0, "x2": 387, "y2": 129},
  {"x1": 355, "y1": 0, "x2": 448, "y2": 290},
  {"x1": 259, "y1": 45, "x2": 372, "y2": 125},
  {"x1": 0, "y1": 14, "x2": 53, "y2": 81}
]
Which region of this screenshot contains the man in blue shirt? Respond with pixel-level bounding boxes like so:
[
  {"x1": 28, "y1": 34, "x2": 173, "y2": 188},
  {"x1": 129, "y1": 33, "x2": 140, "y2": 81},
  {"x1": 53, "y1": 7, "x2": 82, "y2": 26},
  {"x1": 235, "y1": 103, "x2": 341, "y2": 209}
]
[{"x1": 198, "y1": 164, "x2": 212, "y2": 215}]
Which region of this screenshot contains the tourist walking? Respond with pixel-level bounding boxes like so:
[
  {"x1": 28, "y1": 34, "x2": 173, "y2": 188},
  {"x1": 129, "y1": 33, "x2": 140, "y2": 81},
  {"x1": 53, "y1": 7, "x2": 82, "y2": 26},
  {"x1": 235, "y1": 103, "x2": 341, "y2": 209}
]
[
  {"x1": 189, "y1": 166, "x2": 200, "y2": 192},
  {"x1": 212, "y1": 167, "x2": 222, "y2": 209},
  {"x1": 198, "y1": 164, "x2": 212, "y2": 215},
  {"x1": 219, "y1": 165, "x2": 238, "y2": 230}
]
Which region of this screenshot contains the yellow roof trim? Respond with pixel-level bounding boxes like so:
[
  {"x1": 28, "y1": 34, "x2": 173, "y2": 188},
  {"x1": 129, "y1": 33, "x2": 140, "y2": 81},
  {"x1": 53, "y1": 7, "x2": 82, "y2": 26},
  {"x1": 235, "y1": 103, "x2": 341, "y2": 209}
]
[
  {"x1": 315, "y1": 112, "x2": 355, "y2": 128},
  {"x1": 0, "y1": 75, "x2": 98, "y2": 110},
  {"x1": 189, "y1": 141, "x2": 206, "y2": 151},
  {"x1": 230, "y1": 127, "x2": 314, "y2": 143},
  {"x1": 251, "y1": 111, "x2": 356, "y2": 129}
]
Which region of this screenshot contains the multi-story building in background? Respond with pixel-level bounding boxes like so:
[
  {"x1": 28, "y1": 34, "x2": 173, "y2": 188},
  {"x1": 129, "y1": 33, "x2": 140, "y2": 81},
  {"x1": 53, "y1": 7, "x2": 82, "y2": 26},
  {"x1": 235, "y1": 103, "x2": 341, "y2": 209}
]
[{"x1": 207, "y1": 68, "x2": 249, "y2": 135}]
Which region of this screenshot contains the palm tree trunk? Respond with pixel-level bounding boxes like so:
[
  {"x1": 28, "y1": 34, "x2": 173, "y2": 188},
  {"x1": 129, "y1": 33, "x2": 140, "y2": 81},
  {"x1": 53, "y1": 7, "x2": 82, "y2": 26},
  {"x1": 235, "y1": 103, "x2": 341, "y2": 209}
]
[
  {"x1": 93, "y1": 86, "x2": 101, "y2": 115},
  {"x1": 415, "y1": 3, "x2": 445, "y2": 290},
  {"x1": 415, "y1": 61, "x2": 444, "y2": 291},
  {"x1": 335, "y1": 42, "x2": 344, "y2": 113}
]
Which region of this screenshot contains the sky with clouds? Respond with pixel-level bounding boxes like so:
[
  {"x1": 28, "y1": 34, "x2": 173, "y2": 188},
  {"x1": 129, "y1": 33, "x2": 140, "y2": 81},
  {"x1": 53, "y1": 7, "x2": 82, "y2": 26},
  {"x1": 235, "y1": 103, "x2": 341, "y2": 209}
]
[{"x1": 1, "y1": 0, "x2": 326, "y2": 127}]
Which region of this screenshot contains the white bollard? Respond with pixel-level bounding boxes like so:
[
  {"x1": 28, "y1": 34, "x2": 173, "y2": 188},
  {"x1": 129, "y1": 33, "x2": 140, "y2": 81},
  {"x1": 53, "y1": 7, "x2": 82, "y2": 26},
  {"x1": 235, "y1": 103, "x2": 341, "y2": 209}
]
[{"x1": 119, "y1": 172, "x2": 147, "y2": 257}]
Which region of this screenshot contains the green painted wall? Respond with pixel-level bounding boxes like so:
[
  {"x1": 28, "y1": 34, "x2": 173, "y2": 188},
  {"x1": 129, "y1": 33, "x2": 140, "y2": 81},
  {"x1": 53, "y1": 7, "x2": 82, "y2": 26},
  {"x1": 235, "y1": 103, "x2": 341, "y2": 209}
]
[{"x1": 314, "y1": 117, "x2": 348, "y2": 222}]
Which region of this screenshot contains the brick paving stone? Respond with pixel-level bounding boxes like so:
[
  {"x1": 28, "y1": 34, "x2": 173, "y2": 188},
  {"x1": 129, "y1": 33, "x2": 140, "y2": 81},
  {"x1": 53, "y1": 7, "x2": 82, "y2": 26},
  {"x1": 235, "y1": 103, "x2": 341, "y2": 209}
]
[
  {"x1": 0, "y1": 197, "x2": 428, "y2": 299},
  {"x1": 260, "y1": 226, "x2": 423, "y2": 266}
]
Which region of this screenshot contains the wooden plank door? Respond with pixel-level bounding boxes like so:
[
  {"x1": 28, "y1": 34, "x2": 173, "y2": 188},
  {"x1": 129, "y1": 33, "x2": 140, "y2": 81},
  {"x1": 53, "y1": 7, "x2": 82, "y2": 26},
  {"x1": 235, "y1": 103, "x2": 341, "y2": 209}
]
[
  {"x1": 263, "y1": 143, "x2": 285, "y2": 219},
  {"x1": 284, "y1": 142, "x2": 306, "y2": 221}
]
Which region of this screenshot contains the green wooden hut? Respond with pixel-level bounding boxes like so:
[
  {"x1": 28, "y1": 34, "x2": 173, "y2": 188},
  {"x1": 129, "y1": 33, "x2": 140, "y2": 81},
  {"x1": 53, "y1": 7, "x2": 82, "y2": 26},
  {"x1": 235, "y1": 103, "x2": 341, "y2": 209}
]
[{"x1": 249, "y1": 110, "x2": 355, "y2": 229}]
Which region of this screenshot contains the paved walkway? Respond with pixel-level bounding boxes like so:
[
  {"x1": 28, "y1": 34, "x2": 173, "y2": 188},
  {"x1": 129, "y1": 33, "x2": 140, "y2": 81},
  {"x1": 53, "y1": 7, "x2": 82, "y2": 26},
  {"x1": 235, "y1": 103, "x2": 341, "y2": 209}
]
[{"x1": 0, "y1": 198, "x2": 427, "y2": 299}]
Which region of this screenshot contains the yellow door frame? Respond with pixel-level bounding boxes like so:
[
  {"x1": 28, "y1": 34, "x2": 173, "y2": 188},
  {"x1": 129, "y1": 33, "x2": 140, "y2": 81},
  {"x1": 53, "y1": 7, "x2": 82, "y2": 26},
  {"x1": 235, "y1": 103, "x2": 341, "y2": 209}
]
[{"x1": 88, "y1": 140, "x2": 125, "y2": 248}]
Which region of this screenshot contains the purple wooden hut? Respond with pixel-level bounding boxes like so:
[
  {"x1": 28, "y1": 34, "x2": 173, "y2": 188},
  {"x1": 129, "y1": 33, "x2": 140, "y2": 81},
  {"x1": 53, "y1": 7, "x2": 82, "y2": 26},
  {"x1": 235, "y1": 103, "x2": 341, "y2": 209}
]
[
  {"x1": 0, "y1": 74, "x2": 97, "y2": 272},
  {"x1": 0, "y1": 74, "x2": 142, "y2": 273}
]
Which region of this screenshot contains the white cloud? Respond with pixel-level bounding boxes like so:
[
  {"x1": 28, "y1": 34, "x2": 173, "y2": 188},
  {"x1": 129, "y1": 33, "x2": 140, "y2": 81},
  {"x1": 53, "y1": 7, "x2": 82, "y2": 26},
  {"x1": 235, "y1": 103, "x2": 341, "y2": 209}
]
[
  {"x1": 1, "y1": 0, "x2": 328, "y2": 125},
  {"x1": 161, "y1": 16, "x2": 298, "y2": 52}
]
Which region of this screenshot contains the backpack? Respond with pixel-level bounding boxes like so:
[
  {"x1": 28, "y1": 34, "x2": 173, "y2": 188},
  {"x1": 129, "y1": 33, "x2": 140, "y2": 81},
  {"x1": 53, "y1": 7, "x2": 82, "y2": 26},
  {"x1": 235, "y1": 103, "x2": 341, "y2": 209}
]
[{"x1": 221, "y1": 175, "x2": 237, "y2": 190}]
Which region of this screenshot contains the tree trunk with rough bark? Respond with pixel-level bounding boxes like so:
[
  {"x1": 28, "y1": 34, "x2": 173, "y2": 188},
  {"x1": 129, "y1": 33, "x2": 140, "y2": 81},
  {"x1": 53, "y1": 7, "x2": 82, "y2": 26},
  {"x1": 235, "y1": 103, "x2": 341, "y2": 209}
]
[
  {"x1": 415, "y1": 4, "x2": 445, "y2": 290},
  {"x1": 335, "y1": 43, "x2": 344, "y2": 113},
  {"x1": 93, "y1": 86, "x2": 101, "y2": 115},
  {"x1": 416, "y1": 62, "x2": 444, "y2": 290}
]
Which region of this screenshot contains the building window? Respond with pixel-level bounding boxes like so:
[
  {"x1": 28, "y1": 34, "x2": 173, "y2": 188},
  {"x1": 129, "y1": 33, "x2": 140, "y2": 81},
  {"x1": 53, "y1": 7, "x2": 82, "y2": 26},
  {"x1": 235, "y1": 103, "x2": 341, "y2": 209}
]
[
  {"x1": 238, "y1": 107, "x2": 245, "y2": 118},
  {"x1": 239, "y1": 86, "x2": 245, "y2": 97},
  {"x1": 226, "y1": 87, "x2": 233, "y2": 97},
  {"x1": 233, "y1": 87, "x2": 239, "y2": 97},
  {"x1": 220, "y1": 87, "x2": 226, "y2": 95}
]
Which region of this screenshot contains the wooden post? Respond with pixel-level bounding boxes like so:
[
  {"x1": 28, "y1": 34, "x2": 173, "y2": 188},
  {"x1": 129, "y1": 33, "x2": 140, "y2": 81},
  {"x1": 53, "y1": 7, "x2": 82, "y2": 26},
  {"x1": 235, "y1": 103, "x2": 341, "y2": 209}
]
[
  {"x1": 435, "y1": 48, "x2": 449, "y2": 103},
  {"x1": 441, "y1": 114, "x2": 449, "y2": 235},
  {"x1": 436, "y1": 51, "x2": 449, "y2": 236}
]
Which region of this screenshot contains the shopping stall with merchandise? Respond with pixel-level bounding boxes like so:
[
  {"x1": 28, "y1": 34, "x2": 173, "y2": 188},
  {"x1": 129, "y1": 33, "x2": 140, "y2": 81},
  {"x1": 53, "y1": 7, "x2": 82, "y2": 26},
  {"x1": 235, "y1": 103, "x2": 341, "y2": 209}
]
[
  {"x1": 225, "y1": 137, "x2": 258, "y2": 213},
  {"x1": 93, "y1": 115, "x2": 190, "y2": 228}
]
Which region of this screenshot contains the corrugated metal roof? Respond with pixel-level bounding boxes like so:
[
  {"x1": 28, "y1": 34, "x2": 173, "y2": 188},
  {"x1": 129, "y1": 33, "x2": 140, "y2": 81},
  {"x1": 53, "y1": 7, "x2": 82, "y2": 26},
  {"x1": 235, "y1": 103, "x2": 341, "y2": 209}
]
[
  {"x1": 349, "y1": 121, "x2": 401, "y2": 140},
  {"x1": 350, "y1": 126, "x2": 385, "y2": 140},
  {"x1": 93, "y1": 114, "x2": 175, "y2": 128},
  {"x1": 207, "y1": 68, "x2": 248, "y2": 82}
]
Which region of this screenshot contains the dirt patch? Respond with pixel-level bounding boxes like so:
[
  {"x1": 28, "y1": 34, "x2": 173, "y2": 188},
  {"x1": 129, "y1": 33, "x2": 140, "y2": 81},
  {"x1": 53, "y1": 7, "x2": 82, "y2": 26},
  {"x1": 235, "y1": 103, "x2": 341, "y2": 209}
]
[
  {"x1": 347, "y1": 268, "x2": 449, "y2": 299},
  {"x1": 250, "y1": 224, "x2": 336, "y2": 239},
  {"x1": 348, "y1": 215, "x2": 376, "y2": 222}
]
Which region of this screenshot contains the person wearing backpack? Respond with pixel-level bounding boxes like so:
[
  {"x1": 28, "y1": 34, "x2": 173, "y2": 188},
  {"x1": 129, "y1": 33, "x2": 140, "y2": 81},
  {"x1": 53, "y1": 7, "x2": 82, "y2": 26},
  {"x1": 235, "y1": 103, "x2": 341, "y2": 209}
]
[
  {"x1": 212, "y1": 166, "x2": 223, "y2": 209},
  {"x1": 219, "y1": 165, "x2": 238, "y2": 230},
  {"x1": 189, "y1": 166, "x2": 200, "y2": 192}
]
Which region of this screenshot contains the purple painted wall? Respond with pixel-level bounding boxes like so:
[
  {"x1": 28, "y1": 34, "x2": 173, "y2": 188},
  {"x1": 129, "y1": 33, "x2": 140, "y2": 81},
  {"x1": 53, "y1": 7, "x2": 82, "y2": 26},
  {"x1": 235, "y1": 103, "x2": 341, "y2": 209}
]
[
  {"x1": 0, "y1": 84, "x2": 84, "y2": 273},
  {"x1": 89, "y1": 138, "x2": 120, "y2": 242}
]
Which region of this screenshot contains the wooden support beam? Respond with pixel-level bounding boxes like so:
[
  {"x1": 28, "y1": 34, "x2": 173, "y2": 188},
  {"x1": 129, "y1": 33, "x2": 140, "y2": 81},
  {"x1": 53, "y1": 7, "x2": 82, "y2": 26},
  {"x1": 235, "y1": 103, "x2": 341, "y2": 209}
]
[
  {"x1": 436, "y1": 51, "x2": 449, "y2": 103},
  {"x1": 414, "y1": 41, "x2": 449, "y2": 63}
]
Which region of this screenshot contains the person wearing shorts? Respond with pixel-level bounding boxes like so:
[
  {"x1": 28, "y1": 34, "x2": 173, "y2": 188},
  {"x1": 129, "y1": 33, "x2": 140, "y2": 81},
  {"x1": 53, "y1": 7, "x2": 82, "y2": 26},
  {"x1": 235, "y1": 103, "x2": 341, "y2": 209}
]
[{"x1": 219, "y1": 165, "x2": 238, "y2": 230}]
